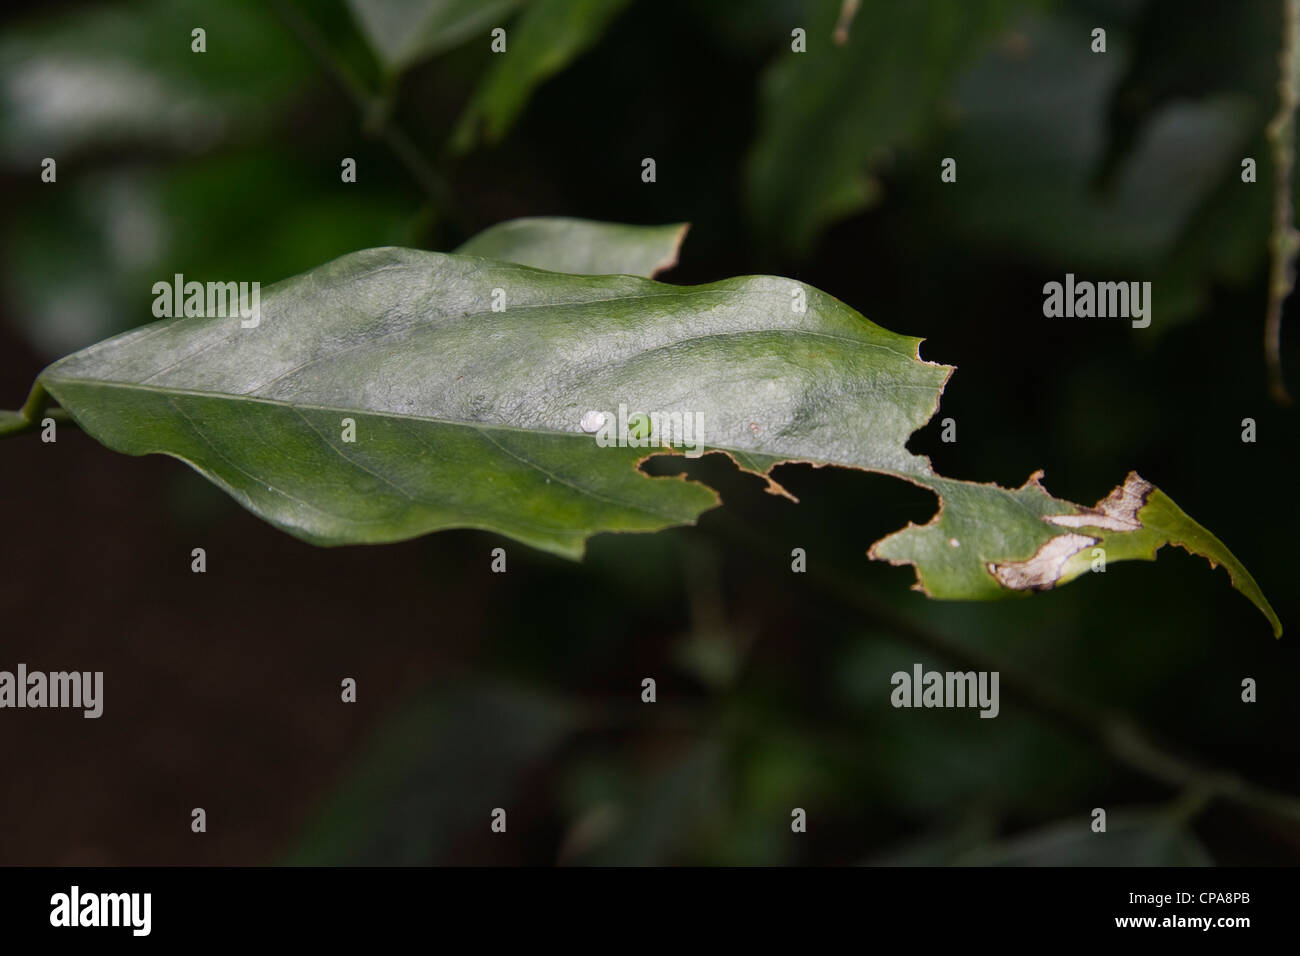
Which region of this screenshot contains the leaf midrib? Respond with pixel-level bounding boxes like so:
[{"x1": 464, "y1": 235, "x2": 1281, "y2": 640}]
[{"x1": 42, "y1": 373, "x2": 929, "y2": 469}]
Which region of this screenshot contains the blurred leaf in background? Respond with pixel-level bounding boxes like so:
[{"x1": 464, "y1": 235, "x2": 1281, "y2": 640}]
[
  {"x1": 345, "y1": 0, "x2": 524, "y2": 73},
  {"x1": 866, "y1": 807, "x2": 1211, "y2": 865},
  {"x1": 959, "y1": 808, "x2": 1213, "y2": 866},
  {"x1": 918, "y1": 9, "x2": 1266, "y2": 327},
  {"x1": 5, "y1": 151, "x2": 416, "y2": 355},
  {"x1": 560, "y1": 736, "x2": 728, "y2": 866},
  {"x1": 746, "y1": 0, "x2": 1028, "y2": 253},
  {"x1": 0, "y1": 0, "x2": 311, "y2": 163},
  {"x1": 450, "y1": 0, "x2": 633, "y2": 152},
  {"x1": 0, "y1": 1, "x2": 420, "y2": 356},
  {"x1": 290, "y1": 684, "x2": 576, "y2": 865}
]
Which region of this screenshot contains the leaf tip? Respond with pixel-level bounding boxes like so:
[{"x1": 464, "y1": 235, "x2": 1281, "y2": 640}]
[{"x1": 651, "y1": 223, "x2": 691, "y2": 278}]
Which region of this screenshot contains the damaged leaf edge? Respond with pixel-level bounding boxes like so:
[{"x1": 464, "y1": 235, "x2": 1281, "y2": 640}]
[{"x1": 861, "y1": 466, "x2": 1281, "y2": 638}]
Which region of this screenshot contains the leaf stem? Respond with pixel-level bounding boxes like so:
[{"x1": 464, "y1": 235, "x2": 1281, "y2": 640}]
[
  {"x1": 0, "y1": 381, "x2": 72, "y2": 439},
  {"x1": 1266, "y1": 0, "x2": 1300, "y2": 405},
  {"x1": 269, "y1": 0, "x2": 460, "y2": 224}
]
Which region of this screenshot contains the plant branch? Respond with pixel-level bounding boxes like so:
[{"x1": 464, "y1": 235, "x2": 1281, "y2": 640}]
[
  {"x1": 269, "y1": 0, "x2": 459, "y2": 223},
  {"x1": 1266, "y1": 0, "x2": 1300, "y2": 405},
  {"x1": 833, "y1": 0, "x2": 861, "y2": 46}
]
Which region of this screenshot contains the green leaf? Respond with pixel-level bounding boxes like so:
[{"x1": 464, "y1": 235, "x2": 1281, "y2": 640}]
[
  {"x1": 29, "y1": 224, "x2": 1280, "y2": 635},
  {"x1": 345, "y1": 0, "x2": 523, "y2": 72},
  {"x1": 870, "y1": 472, "x2": 1281, "y2": 637},
  {"x1": 746, "y1": 0, "x2": 1023, "y2": 252},
  {"x1": 450, "y1": 0, "x2": 633, "y2": 152},
  {"x1": 454, "y1": 217, "x2": 688, "y2": 276}
]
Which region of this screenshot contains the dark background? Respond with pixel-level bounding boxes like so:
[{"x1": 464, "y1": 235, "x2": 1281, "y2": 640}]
[{"x1": 1, "y1": 0, "x2": 1298, "y2": 865}]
